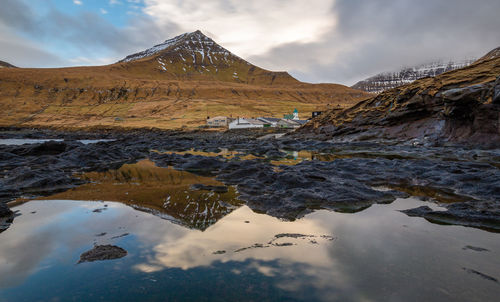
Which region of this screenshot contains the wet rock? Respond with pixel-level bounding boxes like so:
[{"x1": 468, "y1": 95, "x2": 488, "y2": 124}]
[
  {"x1": 462, "y1": 268, "x2": 498, "y2": 283},
  {"x1": 12, "y1": 141, "x2": 69, "y2": 156},
  {"x1": 401, "y1": 201, "x2": 500, "y2": 231},
  {"x1": 462, "y1": 245, "x2": 490, "y2": 252},
  {"x1": 1, "y1": 129, "x2": 500, "y2": 231},
  {"x1": 234, "y1": 243, "x2": 270, "y2": 253},
  {"x1": 178, "y1": 157, "x2": 225, "y2": 175},
  {"x1": 273, "y1": 242, "x2": 294, "y2": 247},
  {"x1": 0, "y1": 216, "x2": 14, "y2": 234},
  {"x1": 0, "y1": 202, "x2": 13, "y2": 218},
  {"x1": 110, "y1": 233, "x2": 129, "y2": 239},
  {"x1": 400, "y1": 206, "x2": 434, "y2": 217},
  {"x1": 78, "y1": 245, "x2": 127, "y2": 263},
  {"x1": 190, "y1": 184, "x2": 228, "y2": 193}
]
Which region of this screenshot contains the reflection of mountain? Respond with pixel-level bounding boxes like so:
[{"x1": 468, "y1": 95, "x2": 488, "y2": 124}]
[{"x1": 43, "y1": 160, "x2": 242, "y2": 230}]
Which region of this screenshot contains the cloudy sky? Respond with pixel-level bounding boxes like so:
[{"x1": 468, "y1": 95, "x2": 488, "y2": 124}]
[{"x1": 1, "y1": 0, "x2": 499, "y2": 85}]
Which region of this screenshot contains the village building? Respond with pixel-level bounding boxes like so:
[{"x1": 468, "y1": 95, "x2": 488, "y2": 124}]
[
  {"x1": 257, "y1": 117, "x2": 281, "y2": 127},
  {"x1": 206, "y1": 116, "x2": 234, "y2": 127},
  {"x1": 284, "y1": 108, "x2": 300, "y2": 120},
  {"x1": 228, "y1": 117, "x2": 267, "y2": 129},
  {"x1": 224, "y1": 110, "x2": 309, "y2": 129}
]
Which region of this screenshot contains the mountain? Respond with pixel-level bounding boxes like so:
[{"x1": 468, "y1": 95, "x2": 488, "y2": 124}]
[
  {"x1": 298, "y1": 47, "x2": 500, "y2": 146},
  {"x1": 118, "y1": 30, "x2": 297, "y2": 86},
  {"x1": 0, "y1": 60, "x2": 16, "y2": 68},
  {"x1": 0, "y1": 30, "x2": 370, "y2": 130},
  {"x1": 352, "y1": 60, "x2": 475, "y2": 93}
]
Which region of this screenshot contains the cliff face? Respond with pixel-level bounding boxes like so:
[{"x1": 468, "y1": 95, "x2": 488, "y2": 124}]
[
  {"x1": 352, "y1": 60, "x2": 475, "y2": 93},
  {"x1": 299, "y1": 50, "x2": 500, "y2": 146}
]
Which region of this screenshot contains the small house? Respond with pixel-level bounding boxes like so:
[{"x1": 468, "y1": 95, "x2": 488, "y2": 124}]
[{"x1": 206, "y1": 116, "x2": 233, "y2": 127}]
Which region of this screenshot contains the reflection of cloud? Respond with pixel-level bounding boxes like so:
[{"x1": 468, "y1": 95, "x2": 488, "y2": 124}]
[
  {"x1": 133, "y1": 206, "x2": 335, "y2": 270},
  {"x1": 0, "y1": 201, "x2": 77, "y2": 288},
  {"x1": 0, "y1": 200, "x2": 156, "y2": 288},
  {"x1": 0, "y1": 230, "x2": 56, "y2": 288}
]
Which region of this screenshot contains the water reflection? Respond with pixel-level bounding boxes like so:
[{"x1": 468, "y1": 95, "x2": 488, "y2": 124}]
[
  {"x1": 41, "y1": 160, "x2": 242, "y2": 230},
  {"x1": 155, "y1": 148, "x2": 262, "y2": 161},
  {"x1": 1, "y1": 198, "x2": 499, "y2": 302},
  {"x1": 156, "y1": 148, "x2": 338, "y2": 166}
]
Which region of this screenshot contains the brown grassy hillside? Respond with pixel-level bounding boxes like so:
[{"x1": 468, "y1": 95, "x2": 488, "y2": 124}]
[
  {"x1": 300, "y1": 51, "x2": 500, "y2": 143},
  {"x1": 0, "y1": 31, "x2": 370, "y2": 130}
]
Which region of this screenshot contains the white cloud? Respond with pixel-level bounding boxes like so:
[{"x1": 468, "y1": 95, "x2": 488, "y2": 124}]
[
  {"x1": 109, "y1": 0, "x2": 122, "y2": 5},
  {"x1": 73, "y1": 0, "x2": 82, "y2": 5},
  {"x1": 142, "y1": 0, "x2": 336, "y2": 58},
  {"x1": 100, "y1": 8, "x2": 108, "y2": 14}
]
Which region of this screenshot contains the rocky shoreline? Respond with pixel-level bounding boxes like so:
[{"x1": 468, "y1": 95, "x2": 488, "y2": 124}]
[{"x1": 0, "y1": 128, "x2": 499, "y2": 232}]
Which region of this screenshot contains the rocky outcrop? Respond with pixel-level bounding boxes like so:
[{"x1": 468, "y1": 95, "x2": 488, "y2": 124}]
[
  {"x1": 299, "y1": 51, "x2": 500, "y2": 147},
  {"x1": 78, "y1": 245, "x2": 127, "y2": 263}
]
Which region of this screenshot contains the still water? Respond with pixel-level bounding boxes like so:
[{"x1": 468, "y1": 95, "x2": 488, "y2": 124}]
[{"x1": 0, "y1": 162, "x2": 499, "y2": 302}]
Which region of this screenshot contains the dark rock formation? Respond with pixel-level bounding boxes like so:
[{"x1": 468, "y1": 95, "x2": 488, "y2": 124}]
[
  {"x1": 0, "y1": 202, "x2": 13, "y2": 218},
  {"x1": 78, "y1": 245, "x2": 127, "y2": 263},
  {"x1": 1, "y1": 128, "x2": 499, "y2": 231},
  {"x1": 299, "y1": 50, "x2": 500, "y2": 147}
]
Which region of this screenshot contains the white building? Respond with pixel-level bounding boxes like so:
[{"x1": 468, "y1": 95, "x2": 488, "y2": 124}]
[
  {"x1": 257, "y1": 117, "x2": 281, "y2": 127},
  {"x1": 228, "y1": 118, "x2": 266, "y2": 129}
]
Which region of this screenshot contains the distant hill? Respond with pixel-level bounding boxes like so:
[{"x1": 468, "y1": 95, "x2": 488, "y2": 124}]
[
  {"x1": 0, "y1": 60, "x2": 16, "y2": 68},
  {"x1": 352, "y1": 60, "x2": 475, "y2": 93},
  {"x1": 0, "y1": 30, "x2": 370, "y2": 130}
]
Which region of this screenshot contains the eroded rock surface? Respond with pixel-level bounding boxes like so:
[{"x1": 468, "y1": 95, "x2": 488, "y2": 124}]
[
  {"x1": 78, "y1": 244, "x2": 127, "y2": 263},
  {"x1": 1, "y1": 129, "x2": 499, "y2": 231},
  {"x1": 0, "y1": 202, "x2": 13, "y2": 218}
]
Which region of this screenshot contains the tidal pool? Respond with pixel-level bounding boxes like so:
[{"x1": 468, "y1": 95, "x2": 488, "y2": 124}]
[
  {"x1": 1, "y1": 159, "x2": 499, "y2": 301},
  {"x1": 1, "y1": 195, "x2": 499, "y2": 301}
]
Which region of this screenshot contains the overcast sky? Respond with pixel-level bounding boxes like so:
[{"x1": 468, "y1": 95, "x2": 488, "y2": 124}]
[{"x1": 1, "y1": 0, "x2": 499, "y2": 85}]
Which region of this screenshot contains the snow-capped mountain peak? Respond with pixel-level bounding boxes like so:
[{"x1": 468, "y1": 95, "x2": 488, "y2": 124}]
[
  {"x1": 119, "y1": 30, "x2": 233, "y2": 63},
  {"x1": 352, "y1": 59, "x2": 476, "y2": 93}
]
